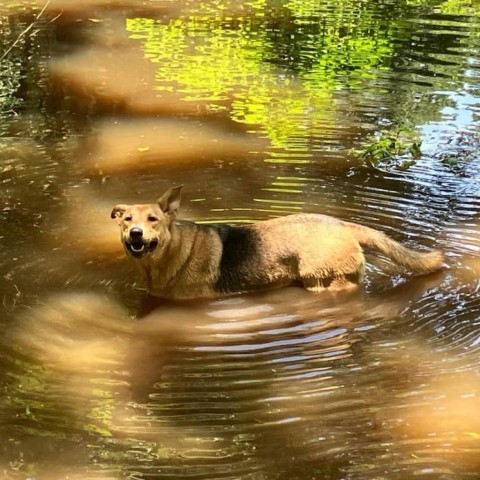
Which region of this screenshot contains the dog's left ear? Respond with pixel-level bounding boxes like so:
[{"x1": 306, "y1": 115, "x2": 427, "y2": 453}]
[
  {"x1": 111, "y1": 205, "x2": 127, "y2": 219},
  {"x1": 158, "y1": 185, "x2": 183, "y2": 216}
]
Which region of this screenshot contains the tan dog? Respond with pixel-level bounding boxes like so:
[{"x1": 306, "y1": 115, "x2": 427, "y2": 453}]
[{"x1": 111, "y1": 186, "x2": 445, "y2": 300}]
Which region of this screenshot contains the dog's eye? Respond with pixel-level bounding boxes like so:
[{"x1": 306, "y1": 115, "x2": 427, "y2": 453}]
[
  {"x1": 124, "y1": 215, "x2": 132, "y2": 222},
  {"x1": 147, "y1": 215, "x2": 158, "y2": 222}
]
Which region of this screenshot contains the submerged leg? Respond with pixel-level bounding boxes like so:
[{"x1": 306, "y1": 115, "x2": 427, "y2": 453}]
[
  {"x1": 302, "y1": 275, "x2": 333, "y2": 293},
  {"x1": 302, "y1": 273, "x2": 361, "y2": 293}
]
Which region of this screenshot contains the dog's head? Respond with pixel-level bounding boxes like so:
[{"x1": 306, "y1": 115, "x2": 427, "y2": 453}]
[{"x1": 111, "y1": 185, "x2": 182, "y2": 259}]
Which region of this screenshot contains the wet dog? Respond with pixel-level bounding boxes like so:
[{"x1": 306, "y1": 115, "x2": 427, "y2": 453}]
[{"x1": 111, "y1": 186, "x2": 445, "y2": 300}]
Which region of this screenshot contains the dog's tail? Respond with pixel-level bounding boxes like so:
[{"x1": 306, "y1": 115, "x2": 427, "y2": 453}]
[{"x1": 348, "y1": 223, "x2": 445, "y2": 274}]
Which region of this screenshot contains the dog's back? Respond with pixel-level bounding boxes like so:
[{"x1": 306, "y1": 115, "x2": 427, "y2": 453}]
[
  {"x1": 214, "y1": 214, "x2": 444, "y2": 294},
  {"x1": 210, "y1": 215, "x2": 364, "y2": 294}
]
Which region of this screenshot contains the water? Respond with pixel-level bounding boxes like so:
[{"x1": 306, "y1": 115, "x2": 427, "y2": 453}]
[{"x1": 1, "y1": 0, "x2": 480, "y2": 479}]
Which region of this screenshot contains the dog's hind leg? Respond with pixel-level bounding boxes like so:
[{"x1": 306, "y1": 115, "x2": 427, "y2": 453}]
[
  {"x1": 329, "y1": 275, "x2": 361, "y2": 292},
  {"x1": 302, "y1": 274, "x2": 360, "y2": 293},
  {"x1": 297, "y1": 242, "x2": 365, "y2": 293},
  {"x1": 301, "y1": 276, "x2": 331, "y2": 293}
]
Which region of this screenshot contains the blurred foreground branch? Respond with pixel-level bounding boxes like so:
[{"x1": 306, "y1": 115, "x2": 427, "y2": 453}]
[{"x1": 0, "y1": 0, "x2": 53, "y2": 63}]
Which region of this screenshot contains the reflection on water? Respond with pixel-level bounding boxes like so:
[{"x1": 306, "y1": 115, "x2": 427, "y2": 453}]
[
  {"x1": 1, "y1": 0, "x2": 480, "y2": 479},
  {"x1": 3, "y1": 270, "x2": 480, "y2": 479}
]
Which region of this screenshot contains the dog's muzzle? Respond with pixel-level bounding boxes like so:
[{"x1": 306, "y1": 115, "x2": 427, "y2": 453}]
[{"x1": 125, "y1": 227, "x2": 159, "y2": 258}]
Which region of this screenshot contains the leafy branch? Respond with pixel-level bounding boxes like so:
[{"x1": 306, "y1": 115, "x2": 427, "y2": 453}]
[{"x1": 355, "y1": 126, "x2": 422, "y2": 170}]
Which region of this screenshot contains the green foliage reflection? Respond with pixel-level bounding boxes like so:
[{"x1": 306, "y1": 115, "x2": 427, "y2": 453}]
[
  {"x1": 437, "y1": 0, "x2": 480, "y2": 15},
  {"x1": 126, "y1": 0, "x2": 396, "y2": 149}
]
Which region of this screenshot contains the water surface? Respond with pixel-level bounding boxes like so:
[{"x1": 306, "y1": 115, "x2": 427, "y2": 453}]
[{"x1": 1, "y1": 0, "x2": 480, "y2": 479}]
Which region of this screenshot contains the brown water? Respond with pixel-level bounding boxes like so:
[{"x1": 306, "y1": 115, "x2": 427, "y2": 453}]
[{"x1": 1, "y1": 0, "x2": 480, "y2": 479}]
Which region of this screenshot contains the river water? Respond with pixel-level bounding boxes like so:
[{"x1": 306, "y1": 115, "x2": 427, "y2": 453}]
[{"x1": 1, "y1": 0, "x2": 480, "y2": 479}]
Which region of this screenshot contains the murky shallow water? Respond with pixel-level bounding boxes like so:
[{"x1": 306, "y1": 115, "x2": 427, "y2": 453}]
[{"x1": 1, "y1": 0, "x2": 480, "y2": 479}]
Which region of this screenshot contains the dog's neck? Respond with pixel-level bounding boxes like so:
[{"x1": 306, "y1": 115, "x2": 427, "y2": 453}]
[{"x1": 131, "y1": 220, "x2": 222, "y2": 299}]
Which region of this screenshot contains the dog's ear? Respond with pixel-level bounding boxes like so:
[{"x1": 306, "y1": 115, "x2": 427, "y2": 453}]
[
  {"x1": 158, "y1": 185, "x2": 183, "y2": 216},
  {"x1": 111, "y1": 205, "x2": 127, "y2": 219}
]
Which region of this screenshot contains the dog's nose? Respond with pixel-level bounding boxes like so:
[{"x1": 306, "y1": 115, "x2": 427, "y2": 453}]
[{"x1": 129, "y1": 227, "x2": 143, "y2": 239}]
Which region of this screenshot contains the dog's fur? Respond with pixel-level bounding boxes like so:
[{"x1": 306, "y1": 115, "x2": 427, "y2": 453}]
[{"x1": 111, "y1": 186, "x2": 445, "y2": 300}]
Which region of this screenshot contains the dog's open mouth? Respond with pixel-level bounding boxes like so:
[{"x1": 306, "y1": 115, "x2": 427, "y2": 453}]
[{"x1": 125, "y1": 240, "x2": 159, "y2": 257}]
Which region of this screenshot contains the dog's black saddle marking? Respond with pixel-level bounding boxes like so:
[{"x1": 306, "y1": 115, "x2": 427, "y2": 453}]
[{"x1": 215, "y1": 224, "x2": 263, "y2": 294}]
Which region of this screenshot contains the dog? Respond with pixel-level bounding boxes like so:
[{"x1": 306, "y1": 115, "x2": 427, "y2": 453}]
[{"x1": 111, "y1": 186, "x2": 445, "y2": 300}]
